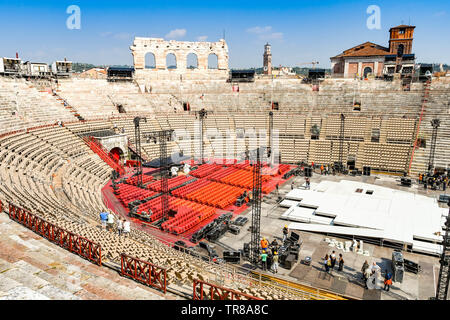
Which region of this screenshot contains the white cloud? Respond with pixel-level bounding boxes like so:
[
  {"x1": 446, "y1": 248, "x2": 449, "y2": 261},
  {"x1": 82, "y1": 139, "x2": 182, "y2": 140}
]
[
  {"x1": 246, "y1": 26, "x2": 283, "y2": 41},
  {"x1": 165, "y1": 29, "x2": 187, "y2": 40},
  {"x1": 246, "y1": 26, "x2": 272, "y2": 34},
  {"x1": 434, "y1": 11, "x2": 446, "y2": 17},
  {"x1": 197, "y1": 35, "x2": 208, "y2": 41}
]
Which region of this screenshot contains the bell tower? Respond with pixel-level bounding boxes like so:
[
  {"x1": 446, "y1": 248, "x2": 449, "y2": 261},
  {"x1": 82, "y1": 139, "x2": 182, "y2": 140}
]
[
  {"x1": 263, "y1": 43, "x2": 272, "y2": 75},
  {"x1": 389, "y1": 25, "x2": 415, "y2": 56}
]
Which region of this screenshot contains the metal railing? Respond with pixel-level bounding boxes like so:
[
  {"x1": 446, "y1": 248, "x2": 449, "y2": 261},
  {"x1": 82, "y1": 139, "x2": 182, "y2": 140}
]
[
  {"x1": 8, "y1": 203, "x2": 102, "y2": 265},
  {"x1": 120, "y1": 253, "x2": 167, "y2": 293},
  {"x1": 193, "y1": 279, "x2": 261, "y2": 300}
]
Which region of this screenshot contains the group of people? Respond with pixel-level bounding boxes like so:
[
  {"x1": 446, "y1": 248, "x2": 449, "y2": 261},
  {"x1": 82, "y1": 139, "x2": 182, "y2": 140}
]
[
  {"x1": 419, "y1": 172, "x2": 449, "y2": 191},
  {"x1": 258, "y1": 226, "x2": 292, "y2": 274},
  {"x1": 99, "y1": 211, "x2": 130, "y2": 237},
  {"x1": 323, "y1": 251, "x2": 345, "y2": 273},
  {"x1": 361, "y1": 260, "x2": 392, "y2": 291},
  {"x1": 259, "y1": 235, "x2": 285, "y2": 274}
]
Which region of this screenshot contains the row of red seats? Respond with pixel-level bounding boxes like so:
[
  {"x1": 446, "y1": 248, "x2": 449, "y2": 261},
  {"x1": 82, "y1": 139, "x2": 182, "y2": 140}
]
[
  {"x1": 114, "y1": 184, "x2": 157, "y2": 206},
  {"x1": 184, "y1": 181, "x2": 244, "y2": 209},
  {"x1": 208, "y1": 166, "x2": 238, "y2": 182},
  {"x1": 171, "y1": 178, "x2": 212, "y2": 198},
  {"x1": 161, "y1": 206, "x2": 200, "y2": 232},
  {"x1": 166, "y1": 206, "x2": 215, "y2": 235},
  {"x1": 219, "y1": 169, "x2": 270, "y2": 189},
  {"x1": 146, "y1": 175, "x2": 194, "y2": 192},
  {"x1": 136, "y1": 195, "x2": 215, "y2": 223},
  {"x1": 189, "y1": 163, "x2": 222, "y2": 178},
  {"x1": 126, "y1": 174, "x2": 154, "y2": 186}
]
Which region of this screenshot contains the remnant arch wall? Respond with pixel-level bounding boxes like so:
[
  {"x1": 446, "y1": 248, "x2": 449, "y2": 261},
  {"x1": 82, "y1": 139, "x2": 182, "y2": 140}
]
[{"x1": 130, "y1": 37, "x2": 229, "y2": 79}]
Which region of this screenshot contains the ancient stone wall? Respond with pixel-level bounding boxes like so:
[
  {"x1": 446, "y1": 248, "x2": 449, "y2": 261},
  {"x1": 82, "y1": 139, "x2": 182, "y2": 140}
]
[{"x1": 130, "y1": 37, "x2": 229, "y2": 80}]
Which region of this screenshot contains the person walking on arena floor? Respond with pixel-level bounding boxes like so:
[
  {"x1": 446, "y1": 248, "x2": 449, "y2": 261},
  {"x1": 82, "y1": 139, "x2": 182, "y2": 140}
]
[
  {"x1": 271, "y1": 251, "x2": 279, "y2": 274},
  {"x1": 338, "y1": 254, "x2": 344, "y2": 271},
  {"x1": 282, "y1": 225, "x2": 289, "y2": 242},
  {"x1": 361, "y1": 260, "x2": 369, "y2": 286},
  {"x1": 330, "y1": 251, "x2": 337, "y2": 269},
  {"x1": 324, "y1": 254, "x2": 331, "y2": 273},
  {"x1": 117, "y1": 218, "x2": 123, "y2": 236},
  {"x1": 383, "y1": 269, "x2": 393, "y2": 291},
  {"x1": 107, "y1": 211, "x2": 115, "y2": 232},
  {"x1": 364, "y1": 265, "x2": 372, "y2": 289},
  {"x1": 123, "y1": 219, "x2": 130, "y2": 237},
  {"x1": 100, "y1": 211, "x2": 108, "y2": 230},
  {"x1": 260, "y1": 237, "x2": 269, "y2": 252},
  {"x1": 260, "y1": 251, "x2": 268, "y2": 271}
]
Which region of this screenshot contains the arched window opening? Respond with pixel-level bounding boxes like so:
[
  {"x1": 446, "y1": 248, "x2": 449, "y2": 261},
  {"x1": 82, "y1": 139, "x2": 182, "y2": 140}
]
[
  {"x1": 145, "y1": 52, "x2": 156, "y2": 69},
  {"x1": 166, "y1": 53, "x2": 177, "y2": 69},
  {"x1": 186, "y1": 53, "x2": 198, "y2": 69},
  {"x1": 208, "y1": 53, "x2": 218, "y2": 69}
]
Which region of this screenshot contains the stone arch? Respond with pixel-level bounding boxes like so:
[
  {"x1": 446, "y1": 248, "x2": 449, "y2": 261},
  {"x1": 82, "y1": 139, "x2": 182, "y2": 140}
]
[
  {"x1": 145, "y1": 52, "x2": 156, "y2": 69},
  {"x1": 208, "y1": 53, "x2": 218, "y2": 69},
  {"x1": 109, "y1": 147, "x2": 124, "y2": 163},
  {"x1": 363, "y1": 67, "x2": 372, "y2": 78},
  {"x1": 166, "y1": 53, "x2": 177, "y2": 69},
  {"x1": 186, "y1": 53, "x2": 198, "y2": 69}
]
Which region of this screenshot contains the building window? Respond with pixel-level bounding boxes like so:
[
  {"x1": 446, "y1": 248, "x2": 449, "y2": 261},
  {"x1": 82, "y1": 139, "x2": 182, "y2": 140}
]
[{"x1": 399, "y1": 28, "x2": 406, "y2": 35}]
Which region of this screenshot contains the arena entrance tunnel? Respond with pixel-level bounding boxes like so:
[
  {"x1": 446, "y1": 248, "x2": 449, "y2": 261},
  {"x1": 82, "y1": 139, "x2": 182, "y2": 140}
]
[{"x1": 109, "y1": 147, "x2": 124, "y2": 163}]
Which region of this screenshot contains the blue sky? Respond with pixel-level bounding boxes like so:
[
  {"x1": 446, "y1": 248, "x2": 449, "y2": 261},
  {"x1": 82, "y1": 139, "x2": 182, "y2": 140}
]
[{"x1": 0, "y1": 0, "x2": 448, "y2": 68}]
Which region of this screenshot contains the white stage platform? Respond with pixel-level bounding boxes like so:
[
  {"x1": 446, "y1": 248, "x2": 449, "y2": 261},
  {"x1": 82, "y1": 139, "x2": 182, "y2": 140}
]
[{"x1": 283, "y1": 180, "x2": 445, "y2": 255}]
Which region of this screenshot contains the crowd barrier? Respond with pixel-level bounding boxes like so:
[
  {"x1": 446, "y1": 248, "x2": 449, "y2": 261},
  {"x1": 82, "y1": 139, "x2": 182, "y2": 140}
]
[
  {"x1": 121, "y1": 253, "x2": 167, "y2": 294},
  {"x1": 7, "y1": 203, "x2": 102, "y2": 266}
]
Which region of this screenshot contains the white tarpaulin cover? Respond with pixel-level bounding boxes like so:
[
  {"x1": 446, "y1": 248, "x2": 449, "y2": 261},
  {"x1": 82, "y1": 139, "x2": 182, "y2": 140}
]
[{"x1": 284, "y1": 180, "x2": 445, "y2": 255}]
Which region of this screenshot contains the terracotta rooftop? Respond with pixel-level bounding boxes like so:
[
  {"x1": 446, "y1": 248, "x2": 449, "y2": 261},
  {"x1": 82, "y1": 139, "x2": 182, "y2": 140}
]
[
  {"x1": 390, "y1": 25, "x2": 416, "y2": 31},
  {"x1": 331, "y1": 42, "x2": 390, "y2": 59}
]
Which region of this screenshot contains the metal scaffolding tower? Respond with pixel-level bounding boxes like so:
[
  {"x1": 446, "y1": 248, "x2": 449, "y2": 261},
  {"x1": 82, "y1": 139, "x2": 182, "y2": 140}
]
[
  {"x1": 133, "y1": 117, "x2": 147, "y2": 187},
  {"x1": 143, "y1": 129, "x2": 174, "y2": 222},
  {"x1": 338, "y1": 113, "x2": 346, "y2": 172},
  {"x1": 428, "y1": 119, "x2": 440, "y2": 173},
  {"x1": 436, "y1": 200, "x2": 450, "y2": 300},
  {"x1": 249, "y1": 148, "x2": 263, "y2": 264},
  {"x1": 194, "y1": 108, "x2": 210, "y2": 164},
  {"x1": 268, "y1": 111, "x2": 273, "y2": 162}
]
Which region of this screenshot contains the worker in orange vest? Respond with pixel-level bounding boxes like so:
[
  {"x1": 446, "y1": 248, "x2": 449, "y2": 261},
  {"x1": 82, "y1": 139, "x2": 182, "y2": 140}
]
[{"x1": 260, "y1": 237, "x2": 269, "y2": 252}]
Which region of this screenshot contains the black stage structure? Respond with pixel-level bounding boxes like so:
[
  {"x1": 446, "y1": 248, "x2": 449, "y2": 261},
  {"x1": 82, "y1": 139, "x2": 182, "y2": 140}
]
[
  {"x1": 133, "y1": 117, "x2": 147, "y2": 187},
  {"x1": 338, "y1": 113, "x2": 346, "y2": 173},
  {"x1": 142, "y1": 129, "x2": 174, "y2": 222},
  {"x1": 193, "y1": 108, "x2": 211, "y2": 164},
  {"x1": 249, "y1": 147, "x2": 263, "y2": 265},
  {"x1": 428, "y1": 119, "x2": 440, "y2": 173},
  {"x1": 436, "y1": 200, "x2": 450, "y2": 300}
]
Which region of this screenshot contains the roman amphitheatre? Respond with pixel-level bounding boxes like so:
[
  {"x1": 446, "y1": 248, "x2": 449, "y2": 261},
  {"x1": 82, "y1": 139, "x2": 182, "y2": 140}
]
[{"x1": 0, "y1": 30, "x2": 449, "y2": 301}]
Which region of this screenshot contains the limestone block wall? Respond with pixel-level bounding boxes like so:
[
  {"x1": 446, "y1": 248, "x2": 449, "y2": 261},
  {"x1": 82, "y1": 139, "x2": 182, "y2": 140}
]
[
  {"x1": 131, "y1": 37, "x2": 229, "y2": 80},
  {"x1": 94, "y1": 134, "x2": 129, "y2": 159}
]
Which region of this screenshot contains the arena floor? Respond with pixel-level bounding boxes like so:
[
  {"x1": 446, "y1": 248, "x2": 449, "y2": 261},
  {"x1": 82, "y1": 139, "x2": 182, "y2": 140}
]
[{"x1": 218, "y1": 172, "x2": 445, "y2": 300}]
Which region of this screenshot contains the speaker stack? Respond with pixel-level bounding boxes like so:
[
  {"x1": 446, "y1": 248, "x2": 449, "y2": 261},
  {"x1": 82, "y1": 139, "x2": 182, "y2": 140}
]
[
  {"x1": 304, "y1": 167, "x2": 312, "y2": 177},
  {"x1": 223, "y1": 251, "x2": 241, "y2": 264},
  {"x1": 363, "y1": 166, "x2": 371, "y2": 176}
]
